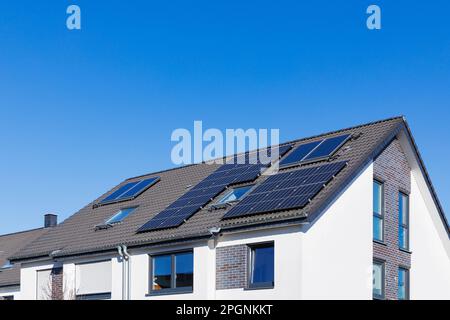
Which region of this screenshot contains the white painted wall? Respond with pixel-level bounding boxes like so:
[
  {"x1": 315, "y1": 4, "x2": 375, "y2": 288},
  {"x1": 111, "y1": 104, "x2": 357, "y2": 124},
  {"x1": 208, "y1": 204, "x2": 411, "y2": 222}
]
[
  {"x1": 409, "y1": 174, "x2": 450, "y2": 299},
  {"x1": 130, "y1": 241, "x2": 215, "y2": 300},
  {"x1": 300, "y1": 163, "x2": 373, "y2": 299},
  {"x1": 0, "y1": 285, "x2": 20, "y2": 300},
  {"x1": 19, "y1": 261, "x2": 56, "y2": 300},
  {"x1": 215, "y1": 226, "x2": 303, "y2": 300}
]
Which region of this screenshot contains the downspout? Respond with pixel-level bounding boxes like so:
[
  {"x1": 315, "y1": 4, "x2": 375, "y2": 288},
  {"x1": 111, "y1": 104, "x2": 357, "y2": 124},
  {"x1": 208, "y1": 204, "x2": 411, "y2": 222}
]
[
  {"x1": 117, "y1": 245, "x2": 126, "y2": 300},
  {"x1": 122, "y1": 245, "x2": 131, "y2": 300}
]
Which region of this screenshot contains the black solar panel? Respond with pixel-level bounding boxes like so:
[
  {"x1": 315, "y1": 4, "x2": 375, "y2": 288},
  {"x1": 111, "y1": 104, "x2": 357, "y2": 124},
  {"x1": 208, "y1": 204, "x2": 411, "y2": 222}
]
[
  {"x1": 279, "y1": 134, "x2": 350, "y2": 167},
  {"x1": 222, "y1": 161, "x2": 347, "y2": 219},
  {"x1": 279, "y1": 141, "x2": 321, "y2": 167},
  {"x1": 100, "y1": 177, "x2": 160, "y2": 205},
  {"x1": 303, "y1": 134, "x2": 350, "y2": 161},
  {"x1": 137, "y1": 145, "x2": 292, "y2": 232}
]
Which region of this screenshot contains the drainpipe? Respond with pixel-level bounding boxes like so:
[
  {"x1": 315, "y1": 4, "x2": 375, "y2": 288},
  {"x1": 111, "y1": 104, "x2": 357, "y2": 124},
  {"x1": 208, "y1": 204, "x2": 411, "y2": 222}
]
[
  {"x1": 122, "y1": 245, "x2": 131, "y2": 300},
  {"x1": 117, "y1": 245, "x2": 127, "y2": 300}
]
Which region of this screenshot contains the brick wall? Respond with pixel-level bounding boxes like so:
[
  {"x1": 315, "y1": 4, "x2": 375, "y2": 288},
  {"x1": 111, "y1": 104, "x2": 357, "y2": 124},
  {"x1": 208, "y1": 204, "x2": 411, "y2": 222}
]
[
  {"x1": 373, "y1": 138, "x2": 411, "y2": 300},
  {"x1": 216, "y1": 244, "x2": 248, "y2": 290},
  {"x1": 50, "y1": 267, "x2": 63, "y2": 300}
]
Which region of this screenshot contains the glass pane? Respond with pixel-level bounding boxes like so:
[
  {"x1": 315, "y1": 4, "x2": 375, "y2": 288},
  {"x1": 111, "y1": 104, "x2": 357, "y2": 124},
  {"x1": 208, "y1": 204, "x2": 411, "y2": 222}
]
[
  {"x1": 373, "y1": 182, "x2": 382, "y2": 214},
  {"x1": 373, "y1": 263, "x2": 383, "y2": 297},
  {"x1": 218, "y1": 186, "x2": 252, "y2": 204},
  {"x1": 106, "y1": 207, "x2": 136, "y2": 224},
  {"x1": 399, "y1": 227, "x2": 408, "y2": 249},
  {"x1": 152, "y1": 255, "x2": 172, "y2": 290},
  {"x1": 399, "y1": 193, "x2": 408, "y2": 225},
  {"x1": 373, "y1": 216, "x2": 383, "y2": 241},
  {"x1": 251, "y1": 246, "x2": 274, "y2": 284},
  {"x1": 175, "y1": 252, "x2": 193, "y2": 288},
  {"x1": 398, "y1": 268, "x2": 407, "y2": 300}
]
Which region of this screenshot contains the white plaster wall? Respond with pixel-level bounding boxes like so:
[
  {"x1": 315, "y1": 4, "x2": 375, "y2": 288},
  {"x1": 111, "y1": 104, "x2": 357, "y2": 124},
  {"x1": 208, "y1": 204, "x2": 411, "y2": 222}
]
[
  {"x1": 63, "y1": 255, "x2": 116, "y2": 300},
  {"x1": 19, "y1": 261, "x2": 56, "y2": 300},
  {"x1": 215, "y1": 226, "x2": 303, "y2": 300},
  {"x1": 409, "y1": 174, "x2": 450, "y2": 299},
  {"x1": 299, "y1": 163, "x2": 373, "y2": 299},
  {"x1": 0, "y1": 286, "x2": 20, "y2": 300},
  {"x1": 130, "y1": 241, "x2": 215, "y2": 300}
]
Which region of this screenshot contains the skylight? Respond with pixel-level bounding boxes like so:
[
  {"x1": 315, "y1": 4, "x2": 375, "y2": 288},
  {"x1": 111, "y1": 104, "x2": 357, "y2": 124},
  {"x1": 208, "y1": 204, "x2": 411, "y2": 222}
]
[
  {"x1": 99, "y1": 177, "x2": 160, "y2": 205},
  {"x1": 0, "y1": 261, "x2": 13, "y2": 271},
  {"x1": 217, "y1": 185, "x2": 253, "y2": 204},
  {"x1": 105, "y1": 207, "x2": 137, "y2": 224}
]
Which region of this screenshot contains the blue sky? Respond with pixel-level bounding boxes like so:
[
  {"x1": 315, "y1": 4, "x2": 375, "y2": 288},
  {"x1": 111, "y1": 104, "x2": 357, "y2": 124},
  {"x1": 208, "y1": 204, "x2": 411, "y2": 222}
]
[{"x1": 0, "y1": 0, "x2": 449, "y2": 234}]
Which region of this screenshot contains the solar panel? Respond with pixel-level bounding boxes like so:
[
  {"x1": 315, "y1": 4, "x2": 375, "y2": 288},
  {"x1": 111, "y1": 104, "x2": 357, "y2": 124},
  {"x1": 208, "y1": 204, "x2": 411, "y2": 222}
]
[
  {"x1": 279, "y1": 134, "x2": 350, "y2": 167},
  {"x1": 279, "y1": 141, "x2": 321, "y2": 167},
  {"x1": 100, "y1": 177, "x2": 160, "y2": 205},
  {"x1": 222, "y1": 161, "x2": 347, "y2": 219},
  {"x1": 137, "y1": 144, "x2": 293, "y2": 232},
  {"x1": 100, "y1": 181, "x2": 140, "y2": 204},
  {"x1": 303, "y1": 134, "x2": 350, "y2": 161}
]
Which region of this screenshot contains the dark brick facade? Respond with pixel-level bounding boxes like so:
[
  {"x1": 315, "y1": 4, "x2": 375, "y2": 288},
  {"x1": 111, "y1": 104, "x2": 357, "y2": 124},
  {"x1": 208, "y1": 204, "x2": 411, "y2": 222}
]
[
  {"x1": 216, "y1": 244, "x2": 248, "y2": 290},
  {"x1": 50, "y1": 267, "x2": 63, "y2": 300},
  {"x1": 373, "y1": 139, "x2": 411, "y2": 300}
]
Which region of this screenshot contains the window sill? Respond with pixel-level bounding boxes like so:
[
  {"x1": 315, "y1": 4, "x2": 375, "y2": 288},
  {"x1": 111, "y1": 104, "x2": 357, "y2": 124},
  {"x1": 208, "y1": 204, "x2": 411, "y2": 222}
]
[
  {"x1": 373, "y1": 240, "x2": 386, "y2": 246},
  {"x1": 373, "y1": 296, "x2": 386, "y2": 301},
  {"x1": 146, "y1": 288, "x2": 193, "y2": 297},
  {"x1": 245, "y1": 283, "x2": 274, "y2": 291},
  {"x1": 399, "y1": 248, "x2": 412, "y2": 254}
]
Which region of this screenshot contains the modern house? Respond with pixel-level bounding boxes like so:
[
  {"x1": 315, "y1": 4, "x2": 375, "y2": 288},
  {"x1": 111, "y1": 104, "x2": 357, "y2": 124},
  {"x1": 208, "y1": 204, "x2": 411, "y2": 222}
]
[
  {"x1": 0, "y1": 215, "x2": 57, "y2": 300},
  {"x1": 5, "y1": 116, "x2": 450, "y2": 300}
]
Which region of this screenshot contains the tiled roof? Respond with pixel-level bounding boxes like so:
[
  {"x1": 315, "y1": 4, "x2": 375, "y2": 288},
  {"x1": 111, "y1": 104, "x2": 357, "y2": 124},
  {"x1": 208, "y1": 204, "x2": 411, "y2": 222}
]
[
  {"x1": 9, "y1": 116, "x2": 447, "y2": 261},
  {"x1": 0, "y1": 228, "x2": 49, "y2": 287}
]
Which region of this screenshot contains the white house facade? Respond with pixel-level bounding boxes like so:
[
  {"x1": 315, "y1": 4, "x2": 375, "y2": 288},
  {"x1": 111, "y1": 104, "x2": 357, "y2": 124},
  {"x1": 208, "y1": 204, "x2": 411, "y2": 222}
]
[{"x1": 4, "y1": 117, "x2": 450, "y2": 300}]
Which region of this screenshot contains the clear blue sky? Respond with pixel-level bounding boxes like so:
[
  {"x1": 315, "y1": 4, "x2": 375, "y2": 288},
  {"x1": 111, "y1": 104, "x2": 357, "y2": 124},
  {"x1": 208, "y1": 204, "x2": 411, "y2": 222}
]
[{"x1": 0, "y1": 0, "x2": 449, "y2": 234}]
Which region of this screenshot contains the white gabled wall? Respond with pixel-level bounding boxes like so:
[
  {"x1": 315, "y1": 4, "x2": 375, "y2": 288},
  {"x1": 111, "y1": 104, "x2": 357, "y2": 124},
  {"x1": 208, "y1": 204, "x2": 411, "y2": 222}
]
[
  {"x1": 300, "y1": 163, "x2": 373, "y2": 299},
  {"x1": 410, "y1": 174, "x2": 450, "y2": 299},
  {"x1": 397, "y1": 132, "x2": 450, "y2": 299}
]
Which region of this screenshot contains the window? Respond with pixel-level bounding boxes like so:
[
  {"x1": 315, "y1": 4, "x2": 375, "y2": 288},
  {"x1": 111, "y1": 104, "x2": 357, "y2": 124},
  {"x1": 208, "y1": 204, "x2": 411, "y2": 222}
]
[
  {"x1": 373, "y1": 260, "x2": 385, "y2": 299},
  {"x1": 373, "y1": 180, "x2": 384, "y2": 242},
  {"x1": 248, "y1": 243, "x2": 274, "y2": 289},
  {"x1": 217, "y1": 185, "x2": 253, "y2": 204},
  {"x1": 105, "y1": 207, "x2": 137, "y2": 224},
  {"x1": 150, "y1": 251, "x2": 193, "y2": 294},
  {"x1": 75, "y1": 260, "x2": 112, "y2": 300},
  {"x1": 36, "y1": 269, "x2": 52, "y2": 300},
  {"x1": 398, "y1": 267, "x2": 409, "y2": 300},
  {"x1": 399, "y1": 192, "x2": 409, "y2": 250}
]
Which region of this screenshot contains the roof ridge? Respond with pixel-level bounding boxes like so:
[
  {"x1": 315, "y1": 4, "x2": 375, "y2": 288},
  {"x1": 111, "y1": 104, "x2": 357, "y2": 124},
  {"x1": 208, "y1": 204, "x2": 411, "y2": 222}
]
[
  {"x1": 0, "y1": 227, "x2": 45, "y2": 239},
  {"x1": 124, "y1": 115, "x2": 405, "y2": 181}
]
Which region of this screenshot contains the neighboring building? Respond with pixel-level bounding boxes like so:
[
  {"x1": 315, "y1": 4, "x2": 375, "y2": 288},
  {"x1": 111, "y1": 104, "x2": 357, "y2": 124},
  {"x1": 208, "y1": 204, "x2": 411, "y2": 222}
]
[
  {"x1": 6, "y1": 116, "x2": 450, "y2": 300},
  {"x1": 0, "y1": 215, "x2": 57, "y2": 300}
]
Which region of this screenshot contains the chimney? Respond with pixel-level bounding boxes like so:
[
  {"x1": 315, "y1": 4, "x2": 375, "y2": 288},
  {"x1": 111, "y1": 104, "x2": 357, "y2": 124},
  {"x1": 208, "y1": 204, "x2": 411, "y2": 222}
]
[{"x1": 44, "y1": 214, "x2": 58, "y2": 228}]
